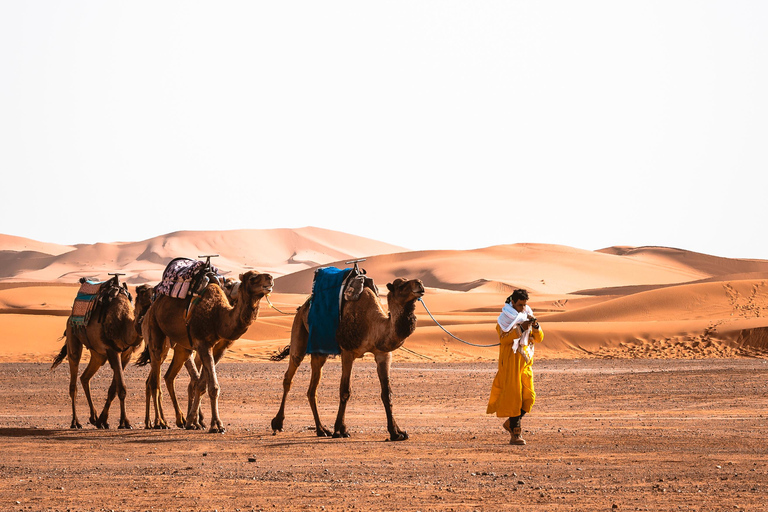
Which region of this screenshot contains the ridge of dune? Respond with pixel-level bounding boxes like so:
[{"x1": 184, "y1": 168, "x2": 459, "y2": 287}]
[
  {"x1": 275, "y1": 243, "x2": 723, "y2": 295},
  {"x1": 0, "y1": 227, "x2": 408, "y2": 283},
  {"x1": 598, "y1": 246, "x2": 768, "y2": 276},
  {"x1": 0, "y1": 234, "x2": 75, "y2": 256},
  {"x1": 541, "y1": 278, "x2": 768, "y2": 323}
]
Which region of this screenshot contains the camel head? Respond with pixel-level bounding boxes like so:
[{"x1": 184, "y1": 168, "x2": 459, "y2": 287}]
[
  {"x1": 237, "y1": 270, "x2": 274, "y2": 301},
  {"x1": 386, "y1": 278, "x2": 425, "y2": 305},
  {"x1": 221, "y1": 277, "x2": 240, "y2": 305},
  {"x1": 134, "y1": 284, "x2": 153, "y2": 316}
]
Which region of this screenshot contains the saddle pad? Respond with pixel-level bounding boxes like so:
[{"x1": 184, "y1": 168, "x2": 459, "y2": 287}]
[
  {"x1": 306, "y1": 267, "x2": 352, "y2": 355},
  {"x1": 155, "y1": 258, "x2": 220, "y2": 299},
  {"x1": 71, "y1": 280, "x2": 105, "y2": 327}
]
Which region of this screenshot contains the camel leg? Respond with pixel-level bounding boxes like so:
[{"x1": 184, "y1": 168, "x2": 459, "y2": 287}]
[
  {"x1": 80, "y1": 351, "x2": 107, "y2": 428},
  {"x1": 270, "y1": 354, "x2": 301, "y2": 434},
  {"x1": 189, "y1": 347, "x2": 225, "y2": 433},
  {"x1": 308, "y1": 354, "x2": 332, "y2": 437},
  {"x1": 376, "y1": 351, "x2": 408, "y2": 441},
  {"x1": 189, "y1": 344, "x2": 230, "y2": 433},
  {"x1": 186, "y1": 364, "x2": 206, "y2": 430},
  {"x1": 184, "y1": 355, "x2": 204, "y2": 430},
  {"x1": 100, "y1": 348, "x2": 131, "y2": 429},
  {"x1": 332, "y1": 351, "x2": 356, "y2": 438},
  {"x1": 144, "y1": 333, "x2": 170, "y2": 429},
  {"x1": 99, "y1": 350, "x2": 133, "y2": 429},
  {"x1": 271, "y1": 311, "x2": 309, "y2": 434},
  {"x1": 65, "y1": 328, "x2": 84, "y2": 429},
  {"x1": 164, "y1": 346, "x2": 192, "y2": 429}
]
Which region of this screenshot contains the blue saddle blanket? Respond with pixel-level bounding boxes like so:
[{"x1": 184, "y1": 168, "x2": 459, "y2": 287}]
[{"x1": 307, "y1": 267, "x2": 352, "y2": 355}]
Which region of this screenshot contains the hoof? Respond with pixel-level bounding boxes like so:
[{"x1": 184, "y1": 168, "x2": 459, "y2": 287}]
[{"x1": 389, "y1": 431, "x2": 409, "y2": 441}]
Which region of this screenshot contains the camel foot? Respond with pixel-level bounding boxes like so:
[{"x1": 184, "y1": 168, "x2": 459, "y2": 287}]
[
  {"x1": 208, "y1": 426, "x2": 226, "y2": 434},
  {"x1": 388, "y1": 430, "x2": 409, "y2": 441},
  {"x1": 185, "y1": 423, "x2": 201, "y2": 430},
  {"x1": 270, "y1": 417, "x2": 284, "y2": 432},
  {"x1": 176, "y1": 418, "x2": 186, "y2": 429},
  {"x1": 315, "y1": 426, "x2": 333, "y2": 437},
  {"x1": 118, "y1": 421, "x2": 132, "y2": 430},
  {"x1": 97, "y1": 421, "x2": 110, "y2": 429},
  {"x1": 70, "y1": 420, "x2": 82, "y2": 429},
  {"x1": 332, "y1": 431, "x2": 350, "y2": 439}
]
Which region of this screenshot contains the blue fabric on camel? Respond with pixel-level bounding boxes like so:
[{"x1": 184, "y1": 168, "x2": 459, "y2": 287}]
[{"x1": 306, "y1": 267, "x2": 352, "y2": 355}]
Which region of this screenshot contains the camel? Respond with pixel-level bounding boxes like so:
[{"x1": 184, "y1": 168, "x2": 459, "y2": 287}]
[
  {"x1": 141, "y1": 270, "x2": 273, "y2": 433},
  {"x1": 271, "y1": 276, "x2": 425, "y2": 441},
  {"x1": 51, "y1": 279, "x2": 153, "y2": 429}
]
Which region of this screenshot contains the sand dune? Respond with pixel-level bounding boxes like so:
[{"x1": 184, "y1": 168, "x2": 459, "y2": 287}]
[
  {"x1": 273, "y1": 243, "x2": 753, "y2": 295},
  {"x1": 0, "y1": 227, "x2": 407, "y2": 283},
  {"x1": 1, "y1": 229, "x2": 768, "y2": 363}
]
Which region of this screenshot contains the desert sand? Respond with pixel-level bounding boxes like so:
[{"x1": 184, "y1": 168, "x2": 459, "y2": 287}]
[{"x1": 1, "y1": 228, "x2": 767, "y2": 510}]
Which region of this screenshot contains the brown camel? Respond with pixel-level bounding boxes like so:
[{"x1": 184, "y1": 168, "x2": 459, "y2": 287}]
[
  {"x1": 51, "y1": 280, "x2": 153, "y2": 429},
  {"x1": 271, "y1": 276, "x2": 425, "y2": 441},
  {"x1": 141, "y1": 270, "x2": 273, "y2": 433}
]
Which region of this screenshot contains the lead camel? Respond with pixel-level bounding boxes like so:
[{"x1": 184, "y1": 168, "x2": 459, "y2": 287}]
[{"x1": 271, "y1": 277, "x2": 425, "y2": 441}]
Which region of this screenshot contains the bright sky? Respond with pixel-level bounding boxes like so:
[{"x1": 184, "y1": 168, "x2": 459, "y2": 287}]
[{"x1": 1, "y1": 1, "x2": 766, "y2": 259}]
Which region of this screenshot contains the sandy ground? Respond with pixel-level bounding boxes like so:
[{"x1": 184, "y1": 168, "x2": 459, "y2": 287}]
[{"x1": 1, "y1": 358, "x2": 767, "y2": 511}]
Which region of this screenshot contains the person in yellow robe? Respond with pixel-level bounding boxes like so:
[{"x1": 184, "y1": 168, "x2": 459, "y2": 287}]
[{"x1": 486, "y1": 289, "x2": 544, "y2": 445}]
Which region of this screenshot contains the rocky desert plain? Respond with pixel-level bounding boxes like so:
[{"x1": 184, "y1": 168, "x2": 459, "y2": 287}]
[{"x1": 1, "y1": 227, "x2": 767, "y2": 511}]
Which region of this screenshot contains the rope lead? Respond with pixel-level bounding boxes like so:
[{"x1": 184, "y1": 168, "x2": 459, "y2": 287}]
[
  {"x1": 417, "y1": 298, "x2": 500, "y2": 348},
  {"x1": 265, "y1": 295, "x2": 293, "y2": 315}
]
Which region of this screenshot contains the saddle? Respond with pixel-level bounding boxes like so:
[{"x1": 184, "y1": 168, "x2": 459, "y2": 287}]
[
  {"x1": 70, "y1": 276, "x2": 132, "y2": 328},
  {"x1": 306, "y1": 264, "x2": 377, "y2": 355},
  {"x1": 155, "y1": 257, "x2": 224, "y2": 300}
]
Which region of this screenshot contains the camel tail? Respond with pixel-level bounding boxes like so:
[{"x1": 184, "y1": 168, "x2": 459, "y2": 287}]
[
  {"x1": 51, "y1": 343, "x2": 67, "y2": 371},
  {"x1": 269, "y1": 345, "x2": 291, "y2": 362},
  {"x1": 135, "y1": 344, "x2": 151, "y2": 367}
]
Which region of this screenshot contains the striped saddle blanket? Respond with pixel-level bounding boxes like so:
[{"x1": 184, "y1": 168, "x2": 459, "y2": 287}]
[
  {"x1": 155, "y1": 258, "x2": 222, "y2": 299},
  {"x1": 70, "y1": 279, "x2": 106, "y2": 327}
]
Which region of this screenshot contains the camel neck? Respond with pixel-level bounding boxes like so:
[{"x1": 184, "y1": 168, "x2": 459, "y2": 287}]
[
  {"x1": 225, "y1": 295, "x2": 261, "y2": 339},
  {"x1": 380, "y1": 299, "x2": 417, "y2": 351}
]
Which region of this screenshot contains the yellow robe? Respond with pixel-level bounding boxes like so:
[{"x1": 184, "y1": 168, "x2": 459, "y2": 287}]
[{"x1": 486, "y1": 324, "x2": 544, "y2": 418}]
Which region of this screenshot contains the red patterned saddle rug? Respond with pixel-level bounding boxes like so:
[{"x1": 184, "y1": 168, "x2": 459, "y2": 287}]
[{"x1": 70, "y1": 279, "x2": 106, "y2": 327}]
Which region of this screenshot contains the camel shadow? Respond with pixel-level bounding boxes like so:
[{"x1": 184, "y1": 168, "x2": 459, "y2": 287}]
[
  {"x1": 261, "y1": 437, "x2": 393, "y2": 448},
  {"x1": 0, "y1": 427, "x2": 66, "y2": 438}
]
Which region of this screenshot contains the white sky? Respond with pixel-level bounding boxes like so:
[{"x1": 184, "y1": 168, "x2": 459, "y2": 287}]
[{"x1": 1, "y1": 1, "x2": 767, "y2": 259}]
